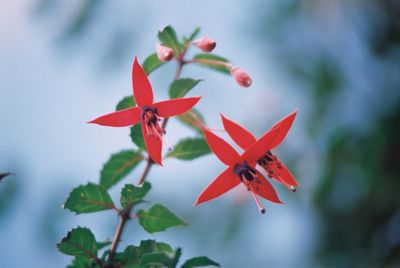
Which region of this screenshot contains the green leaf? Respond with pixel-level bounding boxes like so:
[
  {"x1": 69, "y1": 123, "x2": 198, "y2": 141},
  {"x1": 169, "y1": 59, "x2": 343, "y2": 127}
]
[
  {"x1": 158, "y1": 25, "x2": 182, "y2": 55},
  {"x1": 169, "y1": 78, "x2": 202, "y2": 99},
  {"x1": 181, "y1": 256, "x2": 220, "y2": 268},
  {"x1": 177, "y1": 108, "x2": 205, "y2": 134},
  {"x1": 193, "y1": 54, "x2": 230, "y2": 74},
  {"x1": 185, "y1": 27, "x2": 201, "y2": 43},
  {"x1": 116, "y1": 95, "x2": 136, "y2": 111},
  {"x1": 120, "y1": 182, "x2": 151, "y2": 209},
  {"x1": 58, "y1": 227, "x2": 98, "y2": 259},
  {"x1": 143, "y1": 53, "x2": 166, "y2": 75},
  {"x1": 67, "y1": 256, "x2": 93, "y2": 268},
  {"x1": 121, "y1": 245, "x2": 141, "y2": 264},
  {"x1": 139, "y1": 240, "x2": 173, "y2": 254},
  {"x1": 64, "y1": 183, "x2": 114, "y2": 214},
  {"x1": 130, "y1": 124, "x2": 146, "y2": 150},
  {"x1": 166, "y1": 138, "x2": 210, "y2": 160},
  {"x1": 137, "y1": 204, "x2": 187, "y2": 234},
  {"x1": 141, "y1": 252, "x2": 172, "y2": 267},
  {"x1": 171, "y1": 248, "x2": 182, "y2": 268},
  {"x1": 96, "y1": 240, "x2": 112, "y2": 250},
  {"x1": 100, "y1": 150, "x2": 143, "y2": 189}
]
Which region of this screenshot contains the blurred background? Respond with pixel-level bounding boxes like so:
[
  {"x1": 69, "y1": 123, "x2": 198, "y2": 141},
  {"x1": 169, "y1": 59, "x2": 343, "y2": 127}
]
[{"x1": 1, "y1": 0, "x2": 400, "y2": 267}]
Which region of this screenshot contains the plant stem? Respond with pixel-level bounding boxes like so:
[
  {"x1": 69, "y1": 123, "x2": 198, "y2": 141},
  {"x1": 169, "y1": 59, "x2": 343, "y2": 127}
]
[
  {"x1": 185, "y1": 58, "x2": 231, "y2": 68},
  {"x1": 107, "y1": 55, "x2": 186, "y2": 262}
]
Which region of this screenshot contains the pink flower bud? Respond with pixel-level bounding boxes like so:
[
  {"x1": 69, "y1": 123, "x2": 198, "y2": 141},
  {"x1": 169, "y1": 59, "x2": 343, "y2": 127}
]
[
  {"x1": 193, "y1": 36, "x2": 216, "y2": 52},
  {"x1": 230, "y1": 66, "x2": 252, "y2": 87},
  {"x1": 156, "y1": 44, "x2": 174, "y2": 62}
]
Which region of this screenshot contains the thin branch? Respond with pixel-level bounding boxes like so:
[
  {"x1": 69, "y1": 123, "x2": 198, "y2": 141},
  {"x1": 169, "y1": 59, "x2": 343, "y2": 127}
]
[{"x1": 107, "y1": 53, "x2": 186, "y2": 262}]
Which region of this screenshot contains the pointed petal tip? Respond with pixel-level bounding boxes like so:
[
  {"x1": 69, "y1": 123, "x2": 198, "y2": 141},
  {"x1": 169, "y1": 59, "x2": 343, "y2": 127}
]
[{"x1": 193, "y1": 198, "x2": 203, "y2": 207}]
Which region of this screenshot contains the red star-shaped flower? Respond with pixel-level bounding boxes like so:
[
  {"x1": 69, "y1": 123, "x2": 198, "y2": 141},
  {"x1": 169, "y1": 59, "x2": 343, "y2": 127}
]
[
  {"x1": 195, "y1": 111, "x2": 297, "y2": 213},
  {"x1": 221, "y1": 111, "x2": 299, "y2": 192},
  {"x1": 89, "y1": 57, "x2": 201, "y2": 165}
]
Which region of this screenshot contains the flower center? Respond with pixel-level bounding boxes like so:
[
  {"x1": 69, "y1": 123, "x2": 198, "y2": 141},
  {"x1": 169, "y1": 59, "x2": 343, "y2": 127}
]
[
  {"x1": 233, "y1": 161, "x2": 257, "y2": 182},
  {"x1": 141, "y1": 106, "x2": 164, "y2": 139},
  {"x1": 233, "y1": 161, "x2": 265, "y2": 214}
]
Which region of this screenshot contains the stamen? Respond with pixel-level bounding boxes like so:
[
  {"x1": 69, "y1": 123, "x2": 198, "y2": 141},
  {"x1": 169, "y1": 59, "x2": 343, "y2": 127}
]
[{"x1": 248, "y1": 184, "x2": 265, "y2": 214}]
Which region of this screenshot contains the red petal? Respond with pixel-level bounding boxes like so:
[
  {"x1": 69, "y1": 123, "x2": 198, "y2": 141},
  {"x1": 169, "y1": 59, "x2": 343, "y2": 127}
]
[
  {"x1": 132, "y1": 56, "x2": 154, "y2": 107},
  {"x1": 270, "y1": 110, "x2": 297, "y2": 150},
  {"x1": 202, "y1": 127, "x2": 240, "y2": 166},
  {"x1": 194, "y1": 167, "x2": 240, "y2": 206},
  {"x1": 154, "y1": 97, "x2": 201, "y2": 118},
  {"x1": 221, "y1": 114, "x2": 256, "y2": 150},
  {"x1": 141, "y1": 123, "x2": 162, "y2": 165},
  {"x1": 251, "y1": 171, "x2": 282, "y2": 204},
  {"x1": 274, "y1": 162, "x2": 299, "y2": 187},
  {"x1": 241, "y1": 127, "x2": 279, "y2": 163},
  {"x1": 88, "y1": 107, "x2": 140, "y2": 127}
]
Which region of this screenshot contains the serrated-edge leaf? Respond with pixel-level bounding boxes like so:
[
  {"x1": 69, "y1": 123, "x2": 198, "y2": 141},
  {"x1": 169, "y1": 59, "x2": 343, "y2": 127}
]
[
  {"x1": 58, "y1": 227, "x2": 98, "y2": 259},
  {"x1": 67, "y1": 256, "x2": 93, "y2": 268},
  {"x1": 137, "y1": 204, "x2": 187, "y2": 234},
  {"x1": 158, "y1": 25, "x2": 182, "y2": 55},
  {"x1": 100, "y1": 150, "x2": 143, "y2": 189},
  {"x1": 116, "y1": 95, "x2": 136, "y2": 111},
  {"x1": 64, "y1": 183, "x2": 114, "y2": 214},
  {"x1": 143, "y1": 53, "x2": 166, "y2": 75},
  {"x1": 169, "y1": 78, "x2": 202, "y2": 99},
  {"x1": 141, "y1": 252, "x2": 172, "y2": 267},
  {"x1": 181, "y1": 256, "x2": 220, "y2": 268},
  {"x1": 193, "y1": 54, "x2": 230, "y2": 74},
  {"x1": 121, "y1": 245, "x2": 141, "y2": 264},
  {"x1": 166, "y1": 138, "x2": 210, "y2": 160},
  {"x1": 120, "y1": 182, "x2": 151, "y2": 209},
  {"x1": 130, "y1": 124, "x2": 146, "y2": 150}
]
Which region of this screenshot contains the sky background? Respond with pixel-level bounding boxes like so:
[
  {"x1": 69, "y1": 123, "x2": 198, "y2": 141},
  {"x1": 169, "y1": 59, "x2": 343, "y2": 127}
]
[{"x1": 1, "y1": 1, "x2": 399, "y2": 267}]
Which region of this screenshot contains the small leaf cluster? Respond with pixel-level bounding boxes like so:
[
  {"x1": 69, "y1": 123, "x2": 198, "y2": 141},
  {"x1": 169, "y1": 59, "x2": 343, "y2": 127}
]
[{"x1": 58, "y1": 25, "x2": 244, "y2": 267}]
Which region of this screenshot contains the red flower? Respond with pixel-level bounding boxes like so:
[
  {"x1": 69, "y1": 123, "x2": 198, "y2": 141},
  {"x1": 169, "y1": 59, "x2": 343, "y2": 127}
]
[
  {"x1": 195, "y1": 111, "x2": 297, "y2": 214},
  {"x1": 89, "y1": 57, "x2": 201, "y2": 165},
  {"x1": 221, "y1": 111, "x2": 299, "y2": 192}
]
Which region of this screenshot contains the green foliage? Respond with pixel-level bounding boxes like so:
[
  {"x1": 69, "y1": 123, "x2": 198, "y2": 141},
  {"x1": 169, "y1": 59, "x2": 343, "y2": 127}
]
[
  {"x1": 120, "y1": 182, "x2": 151, "y2": 209},
  {"x1": 58, "y1": 227, "x2": 98, "y2": 259},
  {"x1": 64, "y1": 183, "x2": 114, "y2": 214},
  {"x1": 169, "y1": 78, "x2": 202, "y2": 99},
  {"x1": 100, "y1": 150, "x2": 143, "y2": 189},
  {"x1": 177, "y1": 109, "x2": 205, "y2": 134},
  {"x1": 137, "y1": 204, "x2": 187, "y2": 233},
  {"x1": 117, "y1": 240, "x2": 181, "y2": 268},
  {"x1": 184, "y1": 27, "x2": 201, "y2": 43},
  {"x1": 193, "y1": 54, "x2": 230, "y2": 74},
  {"x1": 67, "y1": 256, "x2": 95, "y2": 268},
  {"x1": 143, "y1": 53, "x2": 166, "y2": 75},
  {"x1": 181, "y1": 256, "x2": 220, "y2": 268},
  {"x1": 96, "y1": 240, "x2": 112, "y2": 250},
  {"x1": 158, "y1": 26, "x2": 182, "y2": 55},
  {"x1": 166, "y1": 138, "x2": 210, "y2": 160},
  {"x1": 116, "y1": 95, "x2": 136, "y2": 111},
  {"x1": 130, "y1": 124, "x2": 146, "y2": 150}
]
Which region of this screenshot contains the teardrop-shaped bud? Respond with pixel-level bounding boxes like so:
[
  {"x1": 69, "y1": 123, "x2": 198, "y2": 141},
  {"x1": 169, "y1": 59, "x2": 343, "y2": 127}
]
[
  {"x1": 193, "y1": 36, "x2": 216, "y2": 52},
  {"x1": 156, "y1": 44, "x2": 174, "y2": 62},
  {"x1": 230, "y1": 66, "x2": 252, "y2": 87}
]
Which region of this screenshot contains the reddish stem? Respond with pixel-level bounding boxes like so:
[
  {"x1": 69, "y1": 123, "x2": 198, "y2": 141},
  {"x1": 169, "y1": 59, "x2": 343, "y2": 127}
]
[{"x1": 107, "y1": 52, "x2": 186, "y2": 262}]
